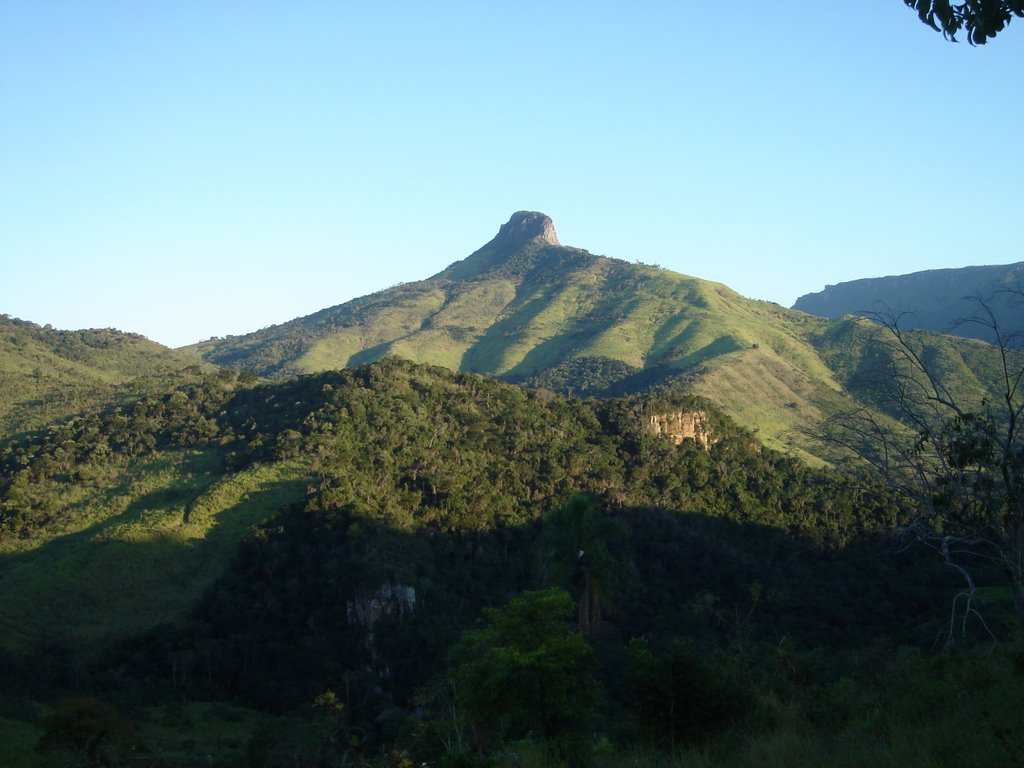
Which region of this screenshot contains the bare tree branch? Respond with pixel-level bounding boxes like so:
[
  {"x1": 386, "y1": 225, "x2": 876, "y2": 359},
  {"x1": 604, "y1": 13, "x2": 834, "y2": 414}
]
[{"x1": 805, "y1": 291, "x2": 1024, "y2": 640}]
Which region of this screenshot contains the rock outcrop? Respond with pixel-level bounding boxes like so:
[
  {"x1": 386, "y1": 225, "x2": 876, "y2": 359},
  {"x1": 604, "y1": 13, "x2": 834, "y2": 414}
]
[
  {"x1": 494, "y1": 210, "x2": 560, "y2": 248},
  {"x1": 647, "y1": 410, "x2": 713, "y2": 448},
  {"x1": 347, "y1": 582, "x2": 416, "y2": 673},
  {"x1": 347, "y1": 582, "x2": 416, "y2": 629}
]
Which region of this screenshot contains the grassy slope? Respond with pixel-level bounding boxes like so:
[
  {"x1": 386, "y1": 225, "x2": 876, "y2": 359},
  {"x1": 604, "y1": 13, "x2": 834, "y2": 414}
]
[
  {"x1": 0, "y1": 451, "x2": 310, "y2": 656},
  {"x1": 807, "y1": 316, "x2": 1007, "y2": 410},
  {"x1": 191, "y1": 239, "x2": 1013, "y2": 458},
  {"x1": 0, "y1": 317, "x2": 209, "y2": 438}
]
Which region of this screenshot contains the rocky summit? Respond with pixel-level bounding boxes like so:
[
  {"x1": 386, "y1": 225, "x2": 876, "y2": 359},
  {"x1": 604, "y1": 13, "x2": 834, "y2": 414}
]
[{"x1": 493, "y1": 210, "x2": 560, "y2": 248}]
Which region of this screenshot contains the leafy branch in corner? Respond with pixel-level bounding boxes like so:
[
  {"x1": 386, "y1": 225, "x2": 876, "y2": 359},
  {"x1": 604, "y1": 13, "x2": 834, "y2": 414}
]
[{"x1": 904, "y1": 0, "x2": 1024, "y2": 44}]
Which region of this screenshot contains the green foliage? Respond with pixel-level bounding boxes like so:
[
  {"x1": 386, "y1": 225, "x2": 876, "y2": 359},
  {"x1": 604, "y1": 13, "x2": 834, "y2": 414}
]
[
  {"x1": 245, "y1": 691, "x2": 361, "y2": 768},
  {"x1": 0, "y1": 315, "x2": 212, "y2": 438},
  {"x1": 904, "y1": 0, "x2": 1023, "y2": 43},
  {"x1": 0, "y1": 356, "x2": 1011, "y2": 766},
  {"x1": 809, "y1": 296, "x2": 1024, "y2": 630},
  {"x1": 538, "y1": 495, "x2": 633, "y2": 635},
  {"x1": 519, "y1": 356, "x2": 642, "y2": 398},
  {"x1": 449, "y1": 588, "x2": 596, "y2": 765},
  {"x1": 0, "y1": 358, "x2": 921, "y2": 666},
  {"x1": 628, "y1": 637, "x2": 754, "y2": 748}
]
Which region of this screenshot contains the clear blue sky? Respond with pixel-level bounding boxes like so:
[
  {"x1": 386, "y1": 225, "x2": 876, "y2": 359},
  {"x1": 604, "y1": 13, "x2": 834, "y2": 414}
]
[{"x1": 2, "y1": 2, "x2": 1021, "y2": 348}]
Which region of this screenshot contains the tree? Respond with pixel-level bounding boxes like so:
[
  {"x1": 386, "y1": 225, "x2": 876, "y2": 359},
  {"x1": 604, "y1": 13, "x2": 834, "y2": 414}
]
[
  {"x1": 904, "y1": 0, "x2": 1024, "y2": 44},
  {"x1": 810, "y1": 288, "x2": 1024, "y2": 639},
  {"x1": 538, "y1": 494, "x2": 631, "y2": 636},
  {"x1": 628, "y1": 637, "x2": 753, "y2": 749},
  {"x1": 448, "y1": 588, "x2": 596, "y2": 764}
]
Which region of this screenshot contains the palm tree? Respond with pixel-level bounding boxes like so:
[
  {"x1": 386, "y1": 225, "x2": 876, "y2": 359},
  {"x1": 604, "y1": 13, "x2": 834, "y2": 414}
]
[{"x1": 539, "y1": 494, "x2": 631, "y2": 635}]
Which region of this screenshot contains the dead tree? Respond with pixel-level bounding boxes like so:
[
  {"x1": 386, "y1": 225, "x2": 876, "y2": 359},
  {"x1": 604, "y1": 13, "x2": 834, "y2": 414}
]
[{"x1": 809, "y1": 286, "x2": 1024, "y2": 641}]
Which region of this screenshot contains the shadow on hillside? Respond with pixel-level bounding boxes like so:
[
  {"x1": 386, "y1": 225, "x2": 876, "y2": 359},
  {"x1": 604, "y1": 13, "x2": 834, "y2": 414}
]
[
  {"x1": 0, "y1": 466, "x2": 308, "y2": 671},
  {"x1": 461, "y1": 278, "x2": 640, "y2": 380},
  {"x1": 1, "y1": 480, "x2": 1010, "y2": 715},
  {"x1": 0, "y1": 452, "x2": 220, "y2": 560},
  {"x1": 460, "y1": 284, "x2": 572, "y2": 374},
  {"x1": 347, "y1": 340, "x2": 398, "y2": 368},
  {"x1": 65, "y1": 502, "x2": 993, "y2": 713}
]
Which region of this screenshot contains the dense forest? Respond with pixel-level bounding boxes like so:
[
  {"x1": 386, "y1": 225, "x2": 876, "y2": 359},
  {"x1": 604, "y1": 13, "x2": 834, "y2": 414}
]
[{"x1": 1, "y1": 357, "x2": 1021, "y2": 766}]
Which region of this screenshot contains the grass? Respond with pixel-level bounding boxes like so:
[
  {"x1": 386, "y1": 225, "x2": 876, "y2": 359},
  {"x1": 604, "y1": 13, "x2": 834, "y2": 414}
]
[
  {"x1": 466, "y1": 264, "x2": 608, "y2": 375},
  {"x1": 185, "y1": 242, "x2": 1016, "y2": 465},
  {"x1": 0, "y1": 453, "x2": 311, "y2": 656},
  {"x1": 0, "y1": 317, "x2": 210, "y2": 437},
  {"x1": 688, "y1": 347, "x2": 844, "y2": 458},
  {"x1": 129, "y1": 701, "x2": 265, "y2": 766}
]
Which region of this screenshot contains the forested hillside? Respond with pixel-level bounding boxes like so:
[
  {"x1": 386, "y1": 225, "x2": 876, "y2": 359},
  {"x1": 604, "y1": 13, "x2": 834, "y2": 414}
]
[
  {"x1": 1, "y1": 357, "x2": 1019, "y2": 767},
  {"x1": 0, "y1": 315, "x2": 211, "y2": 437},
  {"x1": 189, "y1": 213, "x2": 1015, "y2": 458},
  {"x1": 1, "y1": 222, "x2": 1021, "y2": 768}
]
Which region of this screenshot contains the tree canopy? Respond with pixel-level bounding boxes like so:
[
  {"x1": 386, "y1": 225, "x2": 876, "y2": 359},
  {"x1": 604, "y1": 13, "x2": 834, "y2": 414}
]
[
  {"x1": 448, "y1": 588, "x2": 595, "y2": 763},
  {"x1": 905, "y1": 0, "x2": 1024, "y2": 43}
]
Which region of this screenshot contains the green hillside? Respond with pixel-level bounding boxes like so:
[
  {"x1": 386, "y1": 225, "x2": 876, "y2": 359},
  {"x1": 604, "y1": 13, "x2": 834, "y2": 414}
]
[
  {"x1": 3, "y1": 216, "x2": 1021, "y2": 765},
  {"x1": 0, "y1": 315, "x2": 211, "y2": 438},
  {"x1": 0, "y1": 358, "x2": 862, "y2": 659},
  {"x1": 2, "y1": 358, "x2": 1018, "y2": 767},
  {"x1": 193, "y1": 212, "x2": 1010, "y2": 457}
]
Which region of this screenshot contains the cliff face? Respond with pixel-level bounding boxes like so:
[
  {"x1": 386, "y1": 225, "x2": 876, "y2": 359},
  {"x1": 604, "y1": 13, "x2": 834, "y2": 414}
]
[
  {"x1": 347, "y1": 583, "x2": 416, "y2": 629},
  {"x1": 647, "y1": 410, "x2": 713, "y2": 448},
  {"x1": 494, "y1": 210, "x2": 560, "y2": 247},
  {"x1": 347, "y1": 582, "x2": 417, "y2": 669}
]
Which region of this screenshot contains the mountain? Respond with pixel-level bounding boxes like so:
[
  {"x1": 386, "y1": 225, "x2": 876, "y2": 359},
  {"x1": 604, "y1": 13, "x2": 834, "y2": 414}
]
[
  {"x1": 0, "y1": 315, "x2": 212, "y2": 437},
  {"x1": 2, "y1": 252, "x2": 1020, "y2": 762},
  {"x1": 193, "y1": 212, "x2": 791, "y2": 385},
  {"x1": 192, "y1": 212, "x2": 1007, "y2": 456},
  {"x1": 793, "y1": 262, "x2": 1024, "y2": 344},
  {"x1": 192, "y1": 212, "x2": 847, "y2": 452}
]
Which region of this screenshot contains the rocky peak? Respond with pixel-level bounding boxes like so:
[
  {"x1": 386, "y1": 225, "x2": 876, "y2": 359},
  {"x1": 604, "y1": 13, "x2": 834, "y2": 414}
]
[
  {"x1": 434, "y1": 210, "x2": 565, "y2": 281},
  {"x1": 494, "y1": 211, "x2": 560, "y2": 248}
]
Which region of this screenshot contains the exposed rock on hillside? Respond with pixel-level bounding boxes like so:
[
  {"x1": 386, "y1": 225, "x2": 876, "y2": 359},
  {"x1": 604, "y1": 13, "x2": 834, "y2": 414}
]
[
  {"x1": 647, "y1": 410, "x2": 713, "y2": 448},
  {"x1": 347, "y1": 581, "x2": 417, "y2": 667},
  {"x1": 495, "y1": 210, "x2": 559, "y2": 247},
  {"x1": 347, "y1": 582, "x2": 417, "y2": 629}
]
